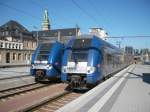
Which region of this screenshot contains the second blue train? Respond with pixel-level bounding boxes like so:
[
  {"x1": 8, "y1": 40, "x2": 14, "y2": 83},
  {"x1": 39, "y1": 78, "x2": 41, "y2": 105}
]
[
  {"x1": 30, "y1": 41, "x2": 64, "y2": 82},
  {"x1": 61, "y1": 35, "x2": 130, "y2": 89}
]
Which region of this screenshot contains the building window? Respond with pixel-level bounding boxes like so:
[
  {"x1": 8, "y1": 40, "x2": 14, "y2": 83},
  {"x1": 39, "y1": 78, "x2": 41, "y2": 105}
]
[
  {"x1": 0, "y1": 42, "x2": 3, "y2": 48},
  {"x1": 18, "y1": 53, "x2": 21, "y2": 60},
  {"x1": 69, "y1": 32, "x2": 72, "y2": 35},
  {"x1": 28, "y1": 54, "x2": 31, "y2": 60},
  {"x1": 29, "y1": 41, "x2": 31, "y2": 48},
  {"x1": 2, "y1": 32, "x2": 5, "y2": 36},
  {"x1": 16, "y1": 44, "x2": 18, "y2": 49},
  {"x1": 19, "y1": 44, "x2": 21, "y2": 49},
  {"x1": 9, "y1": 43, "x2": 11, "y2": 48},
  {"x1": 13, "y1": 53, "x2": 17, "y2": 60},
  {"x1": 15, "y1": 29, "x2": 19, "y2": 35},
  {"x1": 27, "y1": 42, "x2": 29, "y2": 47},
  {"x1": 32, "y1": 42, "x2": 34, "y2": 48},
  {"x1": 24, "y1": 53, "x2": 26, "y2": 60},
  {"x1": 5, "y1": 43, "x2": 8, "y2": 48},
  {"x1": 12, "y1": 44, "x2": 15, "y2": 49}
]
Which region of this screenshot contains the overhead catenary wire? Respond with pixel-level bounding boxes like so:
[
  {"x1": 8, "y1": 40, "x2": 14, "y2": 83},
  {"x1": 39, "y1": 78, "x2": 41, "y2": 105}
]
[
  {"x1": 29, "y1": 0, "x2": 44, "y2": 10},
  {"x1": 108, "y1": 36, "x2": 150, "y2": 38},
  {"x1": 71, "y1": 0, "x2": 100, "y2": 26},
  {"x1": 86, "y1": 0, "x2": 111, "y2": 30},
  {"x1": 0, "y1": 2, "x2": 40, "y2": 21}
]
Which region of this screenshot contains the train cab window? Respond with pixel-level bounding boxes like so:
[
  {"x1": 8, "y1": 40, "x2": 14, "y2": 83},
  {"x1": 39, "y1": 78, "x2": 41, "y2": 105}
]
[
  {"x1": 69, "y1": 50, "x2": 88, "y2": 62},
  {"x1": 72, "y1": 38, "x2": 92, "y2": 49},
  {"x1": 39, "y1": 43, "x2": 52, "y2": 51},
  {"x1": 36, "y1": 43, "x2": 53, "y2": 61}
]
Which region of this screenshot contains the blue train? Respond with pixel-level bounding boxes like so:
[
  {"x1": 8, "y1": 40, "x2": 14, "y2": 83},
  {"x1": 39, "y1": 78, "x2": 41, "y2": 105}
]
[
  {"x1": 30, "y1": 41, "x2": 64, "y2": 82},
  {"x1": 61, "y1": 35, "x2": 129, "y2": 89}
]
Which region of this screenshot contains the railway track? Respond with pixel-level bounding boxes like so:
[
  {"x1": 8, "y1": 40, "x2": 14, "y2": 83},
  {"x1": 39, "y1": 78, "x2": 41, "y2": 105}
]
[
  {"x1": 0, "y1": 70, "x2": 28, "y2": 73},
  {"x1": 29, "y1": 91, "x2": 84, "y2": 112},
  {"x1": 0, "y1": 83, "x2": 49, "y2": 100},
  {"x1": 0, "y1": 75, "x2": 31, "y2": 80}
]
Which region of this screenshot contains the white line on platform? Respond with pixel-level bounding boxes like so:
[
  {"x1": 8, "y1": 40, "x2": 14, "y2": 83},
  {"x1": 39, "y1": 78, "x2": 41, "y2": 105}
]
[{"x1": 87, "y1": 67, "x2": 133, "y2": 112}]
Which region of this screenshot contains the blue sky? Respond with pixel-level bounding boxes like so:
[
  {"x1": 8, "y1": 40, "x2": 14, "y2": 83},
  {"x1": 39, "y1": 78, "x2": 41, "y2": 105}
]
[{"x1": 0, "y1": 0, "x2": 150, "y2": 48}]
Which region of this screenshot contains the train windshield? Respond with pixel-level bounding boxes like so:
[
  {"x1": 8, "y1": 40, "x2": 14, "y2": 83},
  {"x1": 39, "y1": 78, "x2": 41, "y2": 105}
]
[
  {"x1": 36, "y1": 43, "x2": 53, "y2": 61},
  {"x1": 72, "y1": 38, "x2": 92, "y2": 49},
  {"x1": 68, "y1": 39, "x2": 91, "y2": 62},
  {"x1": 69, "y1": 50, "x2": 88, "y2": 62}
]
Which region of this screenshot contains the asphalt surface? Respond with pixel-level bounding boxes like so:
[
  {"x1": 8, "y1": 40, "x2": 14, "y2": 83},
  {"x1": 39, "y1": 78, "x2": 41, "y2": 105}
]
[
  {"x1": 0, "y1": 66, "x2": 34, "y2": 91},
  {"x1": 0, "y1": 66, "x2": 30, "y2": 78}
]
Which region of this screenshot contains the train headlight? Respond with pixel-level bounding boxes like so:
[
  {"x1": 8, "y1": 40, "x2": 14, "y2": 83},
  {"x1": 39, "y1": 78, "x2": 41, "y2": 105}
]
[
  {"x1": 62, "y1": 66, "x2": 67, "y2": 73},
  {"x1": 87, "y1": 66, "x2": 96, "y2": 74},
  {"x1": 47, "y1": 64, "x2": 52, "y2": 69}
]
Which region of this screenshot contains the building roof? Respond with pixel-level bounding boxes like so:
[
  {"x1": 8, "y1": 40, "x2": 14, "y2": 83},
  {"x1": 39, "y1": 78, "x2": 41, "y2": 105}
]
[
  {"x1": 0, "y1": 20, "x2": 34, "y2": 40},
  {"x1": 0, "y1": 20, "x2": 80, "y2": 42},
  {"x1": 0, "y1": 20, "x2": 29, "y2": 33},
  {"x1": 32, "y1": 28, "x2": 80, "y2": 38}
]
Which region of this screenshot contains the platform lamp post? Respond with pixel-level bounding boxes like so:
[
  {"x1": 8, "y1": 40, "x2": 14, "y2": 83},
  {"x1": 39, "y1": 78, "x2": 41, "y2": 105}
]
[{"x1": 33, "y1": 26, "x2": 39, "y2": 46}]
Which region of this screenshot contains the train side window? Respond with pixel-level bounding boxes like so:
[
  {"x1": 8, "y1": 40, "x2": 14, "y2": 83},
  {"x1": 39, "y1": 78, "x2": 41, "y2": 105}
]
[
  {"x1": 103, "y1": 53, "x2": 107, "y2": 65},
  {"x1": 107, "y1": 54, "x2": 113, "y2": 64}
]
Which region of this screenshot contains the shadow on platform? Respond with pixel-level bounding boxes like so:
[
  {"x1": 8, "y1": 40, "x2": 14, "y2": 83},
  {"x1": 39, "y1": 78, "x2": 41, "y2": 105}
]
[
  {"x1": 128, "y1": 72, "x2": 142, "y2": 78},
  {"x1": 142, "y1": 73, "x2": 150, "y2": 84},
  {"x1": 128, "y1": 72, "x2": 150, "y2": 84}
]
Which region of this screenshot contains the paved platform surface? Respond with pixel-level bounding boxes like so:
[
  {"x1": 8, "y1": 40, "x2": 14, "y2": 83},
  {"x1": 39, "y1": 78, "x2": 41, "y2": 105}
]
[
  {"x1": 0, "y1": 66, "x2": 34, "y2": 91},
  {"x1": 56, "y1": 64, "x2": 150, "y2": 112},
  {"x1": 0, "y1": 76, "x2": 35, "y2": 91},
  {"x1": 0, "y1": 66, "x2": 30, "y2": 79}
]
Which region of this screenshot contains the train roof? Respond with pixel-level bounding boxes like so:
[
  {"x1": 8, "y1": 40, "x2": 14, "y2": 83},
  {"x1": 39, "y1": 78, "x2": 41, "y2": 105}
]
[
  {"x1": 78, "y1": 35, "x2": 118, "y2": 48},
  {"x1": 67, "y1": 35, "x2": 122, "y2": 54}
]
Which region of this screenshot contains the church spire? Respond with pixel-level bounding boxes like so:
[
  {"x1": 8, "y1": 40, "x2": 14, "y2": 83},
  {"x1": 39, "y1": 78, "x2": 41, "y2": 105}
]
[{"x1": 42, "y1": 9, "x2": 50, "y2": 30}]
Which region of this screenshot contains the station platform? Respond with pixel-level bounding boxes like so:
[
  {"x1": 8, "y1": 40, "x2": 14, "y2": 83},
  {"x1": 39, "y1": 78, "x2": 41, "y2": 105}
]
[{"x1": 56, "y1": 64, "x2": 150, "y2": 112}]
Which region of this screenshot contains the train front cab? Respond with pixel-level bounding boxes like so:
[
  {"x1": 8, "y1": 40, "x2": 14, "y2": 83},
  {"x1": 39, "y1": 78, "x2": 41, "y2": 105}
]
[
  {"x1": 30, "y1": 42, "x2": 64, "y2": 82},
  {"x1": 61, "y1": 36, "x2": 104, "y2": 88}
]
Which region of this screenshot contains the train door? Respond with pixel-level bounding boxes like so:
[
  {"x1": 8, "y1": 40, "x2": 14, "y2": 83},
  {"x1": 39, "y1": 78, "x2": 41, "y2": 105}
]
[{"x1": 6, "y1": 52, "x2": 10, "y2": 63}]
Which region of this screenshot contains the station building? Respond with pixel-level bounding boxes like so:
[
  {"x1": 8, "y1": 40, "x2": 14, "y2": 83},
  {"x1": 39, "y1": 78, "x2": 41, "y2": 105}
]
[{"x1": 0, "y1": 20, "x2": 37, "y2": 66}]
